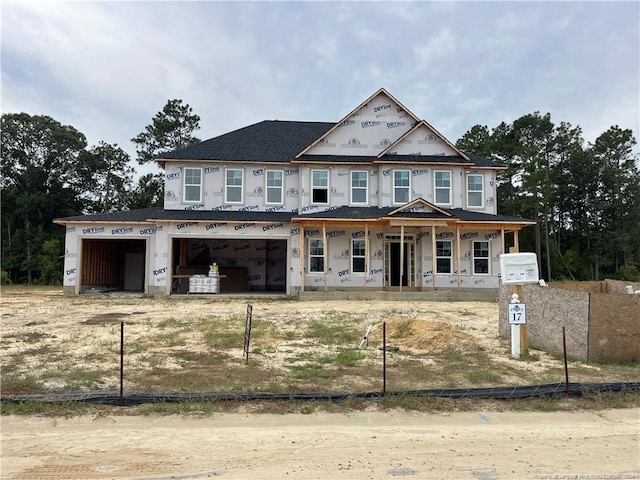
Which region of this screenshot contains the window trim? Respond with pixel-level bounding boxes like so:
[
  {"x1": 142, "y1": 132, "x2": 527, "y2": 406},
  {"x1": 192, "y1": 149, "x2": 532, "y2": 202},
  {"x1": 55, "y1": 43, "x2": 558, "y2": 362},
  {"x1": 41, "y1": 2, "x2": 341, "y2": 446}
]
[
  {"x1": 265, "y1": 169, "x2": 284, "y2": 205},
  {"x1": 434, "y1": 170, "x2": 452, "y2": 206},
  {"x1": 393, "y1": 169, "x2": 411, "y2": 205},
  {"x1": 351, "y1": 238, "x2": 367, "y2": 274},
  {"x1": 467, "y1": 173, "x2": 484, "y2": 208},
  {"x1": 183, "y1": 167, "x2": 203, "y2": 203},
  {"x1": 436, "y1": 240, "x2": 453, "y2": 274},
  {"x1": 350, "y1": 170, "x2": 369, "y2": 206},
  {"x1": 311, "y1": 169, "x2": 330, "y2": 205},
  {"x1": 225, "y1": 168, "x2": 244, "y2": 204},
  {"x1": 472, "y1": 240, "x2": 490, "y2": 275},
  {"x1": 308, "y1": 237, "x2": 325, "y2": 274}
]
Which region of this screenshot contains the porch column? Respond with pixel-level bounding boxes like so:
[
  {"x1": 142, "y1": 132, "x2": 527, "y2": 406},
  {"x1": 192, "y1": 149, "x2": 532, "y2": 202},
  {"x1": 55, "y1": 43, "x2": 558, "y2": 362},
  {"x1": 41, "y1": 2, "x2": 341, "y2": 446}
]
[
  {"x1": 300, "y1": 225, "x2": 305, "y2": 292},
  {"x1": 364, "y1": 223, "x2": 369, "y2": 287},
  {"x1": 399, "y1": 225, "x2": 404, "y2": 293},
  {"x1": 501, "y1": 225, "x2": 506, "y2": 257},
  {"x1": 323, "y1": 222, "x2": 327, "y2": 292},
  {"x1": 431, "y1": 225, "x2": 436, "y2": 292},
  {"x1": 456, "y1": 224, "x2": 461, "y2": 288},
  {"x1": 513, "y1": 229, "x2": 520, "y2": 253}
]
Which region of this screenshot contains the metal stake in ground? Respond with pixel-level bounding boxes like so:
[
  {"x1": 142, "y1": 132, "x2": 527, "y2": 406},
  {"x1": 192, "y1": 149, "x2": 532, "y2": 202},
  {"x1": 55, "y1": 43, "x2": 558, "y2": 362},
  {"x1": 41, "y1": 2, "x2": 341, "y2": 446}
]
[
  {"x1": 119, "y1": 321, "x2": 124, "y2": 407},
  {"x1": 243, "y1": 304, "x2": 253, "y2": 364},
  {"x1": 383, "y1": 322, "x2": 387, "y2": 397},
  {"x1": 563, "y1": 326, "x2": 570, "y2": 395}
]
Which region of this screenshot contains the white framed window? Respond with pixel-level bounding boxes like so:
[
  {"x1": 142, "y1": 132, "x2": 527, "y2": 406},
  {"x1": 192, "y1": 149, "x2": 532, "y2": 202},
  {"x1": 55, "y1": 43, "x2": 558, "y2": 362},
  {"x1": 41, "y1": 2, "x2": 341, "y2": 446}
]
[
  {"x1": 352, "y1": 239, "x2": 366, "y2": 273},
  {"x1": 434, "y1": 171, "x2": 452, "y2": 205},
  {"x1": 473, "y1": 241, "x2": 489, "y2": 274},
  {"x1": 393, "y1": 169, "x2": 411, "y2": 204},
  {"x1": 183, "y1": 167, "x2": 202, "y2": 203},
  {"x1": 311, "y1": 170, "x2": 329, "y2": 204},
  {"x1": 350, "y1": 170, "x2": 368, "y2": 205},
  {"x1": 467, "y1": 174, "x2": 484, "y2": 208},
  {"x1": 265, "y1": 170, "x2": 283, "y2": 204},
  {"x1": 308, "y1": 238, "x2": 325, "y2": 273},
  {"x1": 225, "y1": 168, "x2": 244, "y2": 204},
  {"x1": 436, "y1": 240, "x2": 452, "y2": 274}
]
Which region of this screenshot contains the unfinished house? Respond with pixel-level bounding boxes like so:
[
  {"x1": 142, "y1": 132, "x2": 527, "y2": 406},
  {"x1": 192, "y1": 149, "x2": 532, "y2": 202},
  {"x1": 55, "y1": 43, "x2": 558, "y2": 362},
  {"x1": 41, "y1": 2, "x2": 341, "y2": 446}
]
[{"x1": 54, "y1": 88, "x2": 535, "y2": 297}]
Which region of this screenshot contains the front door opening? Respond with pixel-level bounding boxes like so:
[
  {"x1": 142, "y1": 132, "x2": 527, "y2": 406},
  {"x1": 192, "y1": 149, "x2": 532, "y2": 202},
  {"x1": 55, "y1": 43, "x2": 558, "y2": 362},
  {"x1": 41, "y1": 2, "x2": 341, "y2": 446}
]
[{"x1": 384, "y1": 235, "x2": 415, "y2": 287}]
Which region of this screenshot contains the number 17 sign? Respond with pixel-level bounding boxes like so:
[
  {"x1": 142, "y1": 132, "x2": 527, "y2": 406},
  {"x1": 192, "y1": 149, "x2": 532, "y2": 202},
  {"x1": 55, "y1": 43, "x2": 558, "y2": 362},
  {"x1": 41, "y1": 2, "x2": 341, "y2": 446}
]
[{"x1": 508, "y1": 303, "x2": 527, "y2": 325}]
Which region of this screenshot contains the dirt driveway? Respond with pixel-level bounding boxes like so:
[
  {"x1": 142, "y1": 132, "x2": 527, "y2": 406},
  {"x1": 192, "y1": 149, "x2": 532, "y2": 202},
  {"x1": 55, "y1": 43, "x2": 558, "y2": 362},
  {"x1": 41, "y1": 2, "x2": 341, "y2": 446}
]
[{"x1": 2, "y1": 409, "x2": 639, "y2": 479}]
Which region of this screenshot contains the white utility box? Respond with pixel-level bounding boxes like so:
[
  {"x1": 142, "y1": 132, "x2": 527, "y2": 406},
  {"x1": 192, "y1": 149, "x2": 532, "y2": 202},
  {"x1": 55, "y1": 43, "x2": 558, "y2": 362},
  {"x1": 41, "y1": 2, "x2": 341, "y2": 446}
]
[{"x1": 499, "y1": 253, "x2": 539, "y2": 285}]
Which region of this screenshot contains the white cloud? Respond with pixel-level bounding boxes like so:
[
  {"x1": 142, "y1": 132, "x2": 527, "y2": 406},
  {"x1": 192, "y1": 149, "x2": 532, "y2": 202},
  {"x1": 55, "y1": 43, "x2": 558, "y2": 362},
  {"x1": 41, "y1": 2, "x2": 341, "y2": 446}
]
[{"x1": 1, "y1": 0, "x2": 638, "y2": 167}]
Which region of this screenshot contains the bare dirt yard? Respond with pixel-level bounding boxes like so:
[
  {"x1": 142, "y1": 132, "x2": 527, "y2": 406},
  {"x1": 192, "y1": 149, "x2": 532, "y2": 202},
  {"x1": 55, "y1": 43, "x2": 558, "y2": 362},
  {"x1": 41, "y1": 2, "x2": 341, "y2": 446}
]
[{"x1": 1, "y1": 287, "x2": 639, "y2": 479}]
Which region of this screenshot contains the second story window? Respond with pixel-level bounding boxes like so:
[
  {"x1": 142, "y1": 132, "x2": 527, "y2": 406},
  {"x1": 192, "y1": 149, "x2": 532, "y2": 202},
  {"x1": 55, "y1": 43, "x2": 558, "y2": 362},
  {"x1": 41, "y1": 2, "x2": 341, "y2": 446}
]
[
  {"x1": 225, "y1": 168, "x2": 244, "y2": 204},
  {"x1": 183, "y1": 167, "x2": 202, "y2": 203},
  {"x1": 266, "y1": 170, "x2": 283, "y2": 204},
  {"x1": 311, "y1": 169, "x2": 329, "y2": 204},
  {"x1": 393, "y1": 170, "x2": 410, "y2": 204},
  {"x1": 467, "y1": 174, "x2": 484, "y2": 208},
  {"x1": 350, "y1": 171, "x2": 368, "y2": 205},
  {"x1": 434, "y1": 171, "x2": 451, "y2": 205}
]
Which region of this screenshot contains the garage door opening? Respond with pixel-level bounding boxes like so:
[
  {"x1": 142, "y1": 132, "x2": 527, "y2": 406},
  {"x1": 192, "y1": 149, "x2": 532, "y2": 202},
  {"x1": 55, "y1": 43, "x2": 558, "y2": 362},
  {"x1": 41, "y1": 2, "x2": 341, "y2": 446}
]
[
  {"x1": 171, "y1": 238, "x2": 287, "y2": 294},
  {"x1": 80, "y1": 239, "x2": 146, "y2": 293}
]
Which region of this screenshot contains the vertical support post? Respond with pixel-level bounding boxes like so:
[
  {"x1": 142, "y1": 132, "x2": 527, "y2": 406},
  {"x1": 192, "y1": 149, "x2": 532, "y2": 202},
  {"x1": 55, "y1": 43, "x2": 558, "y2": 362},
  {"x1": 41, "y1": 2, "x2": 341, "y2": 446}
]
[
  {"x1": 364, "y1": 223, "x2": 369, "y2": 287},
  {"x1": 300, "y1": 224, "x2": 305, "y2": 292},
  {"x1": 510, "y1": 295, "x2": 521, "y2": 359},
  {"x1": 563, "y1": 326, "x2": 570, "y2": 395},
  {"x1": 323, "y1": 222, "x2": 327, "y2": 292},
  {"x1": 509, "y1": 241, "x2": 528, "y2": 355},
  {"x1": 119, "y1": 321, "x2": 124, "y2": 407},
  {"x1": 399, "y1": 225, "x2": 404, "y2": 293},
  {"x1": 431, "y1": 225, "x2": 437, "y2": 293},
  {"x1": 456, "y1": 224, "x2": 461, "y2": 288},
  {"x1": 517, "y1": 284, "x2": 528, "y2": 355},
  {"x1": 382, "y1": 321, "x2": 387, "y2": 397}
]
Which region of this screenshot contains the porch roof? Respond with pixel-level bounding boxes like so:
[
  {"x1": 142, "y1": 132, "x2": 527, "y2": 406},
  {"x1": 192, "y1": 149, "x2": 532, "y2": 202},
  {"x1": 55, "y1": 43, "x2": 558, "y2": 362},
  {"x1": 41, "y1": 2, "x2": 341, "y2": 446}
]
[
  {"x1": 292, "y1": 205, "x2": 534, "y2": 225},
  {"x1": 55, "y1": 205, "x2": 534, "y2": 228}
]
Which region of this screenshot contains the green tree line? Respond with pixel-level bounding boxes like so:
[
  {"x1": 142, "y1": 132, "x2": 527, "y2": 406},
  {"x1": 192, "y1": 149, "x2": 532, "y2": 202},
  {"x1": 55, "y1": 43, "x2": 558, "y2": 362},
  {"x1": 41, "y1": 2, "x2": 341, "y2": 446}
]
[
  {"x1": 1, "y1": 104, "x2": 638, "y2": 284},
  {"x1": 1, "y1": 100, "x2": 200, "y2": 284},
  {"x1": 457, "y1": 113, "x2": 640, "y2": 282}
]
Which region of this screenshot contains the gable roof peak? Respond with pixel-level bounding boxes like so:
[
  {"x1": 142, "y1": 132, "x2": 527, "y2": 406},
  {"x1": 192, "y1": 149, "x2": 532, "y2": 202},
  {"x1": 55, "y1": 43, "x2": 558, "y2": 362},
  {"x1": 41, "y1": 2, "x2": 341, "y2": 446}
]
[
  {"x1": 387, "y1": 198, "x2": 453, "y2": 217},
  {"x1": 295, "y1": 88, "x2": 421, "y2": 158}
]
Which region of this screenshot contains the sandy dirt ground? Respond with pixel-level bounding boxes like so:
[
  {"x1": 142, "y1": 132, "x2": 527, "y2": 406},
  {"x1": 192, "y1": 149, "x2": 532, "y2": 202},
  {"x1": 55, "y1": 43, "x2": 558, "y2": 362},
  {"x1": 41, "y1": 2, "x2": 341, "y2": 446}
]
[
  {"x1": 0, "y1": 289, "x2": 595, "y2": 390},
  {"x1": 1, "y1": 289, "x2": 639, "y2": 479},
  {"x1": 1, "y1": 409, "x2": 639, "y2": 480}
]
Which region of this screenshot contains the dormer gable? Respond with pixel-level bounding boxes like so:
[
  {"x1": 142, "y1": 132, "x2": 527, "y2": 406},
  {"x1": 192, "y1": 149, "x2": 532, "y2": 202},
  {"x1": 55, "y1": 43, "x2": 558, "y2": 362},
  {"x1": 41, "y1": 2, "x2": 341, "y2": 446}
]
[
  {"x1": 378, "y1": 120, "x2": 470, "y2": 160},
  {"x1": 387, "y1": 198, "x2": 453, "y2": 217}
]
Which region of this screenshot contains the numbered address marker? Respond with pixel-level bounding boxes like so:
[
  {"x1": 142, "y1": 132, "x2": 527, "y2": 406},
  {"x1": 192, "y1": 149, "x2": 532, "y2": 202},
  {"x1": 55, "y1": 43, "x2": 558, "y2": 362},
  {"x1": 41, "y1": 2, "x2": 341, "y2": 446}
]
[{"x1": 508, "y1": 303, "x2": 527, "y2": 325}]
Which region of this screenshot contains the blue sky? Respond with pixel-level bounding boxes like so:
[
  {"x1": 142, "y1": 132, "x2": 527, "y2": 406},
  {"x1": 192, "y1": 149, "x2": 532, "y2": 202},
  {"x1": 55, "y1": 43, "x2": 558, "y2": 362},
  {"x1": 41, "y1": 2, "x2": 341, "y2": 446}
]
[{"x1": 2, "y1": 1, "x2": 638, "y2": 176}]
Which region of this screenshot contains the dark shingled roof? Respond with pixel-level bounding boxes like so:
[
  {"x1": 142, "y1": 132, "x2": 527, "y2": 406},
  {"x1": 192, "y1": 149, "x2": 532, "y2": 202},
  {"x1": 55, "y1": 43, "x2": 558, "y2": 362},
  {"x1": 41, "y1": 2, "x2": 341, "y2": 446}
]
[
  {"x1": 55, "y1": 207, "x2": 295, "y2": 223},
  {"x1": 56, "y1": 205, "x2": 533, "y2": 225},
  {"x1": 157, "y1": 120, "x2": 503, "y2": 169},
  {"x1": 296, "y1": 154, "x2": 475, "y2": 164},
  {"x1": 55, "y1": 207, "x2": 164, "y2": 223},
  {"x1": 293, "y1": 205, "x2": 533, "y2": 224},
  {"x1": 159, "y1": 121, "x2": 333, "y2": 163},
  {"x1": 295, "y1": 206, "x2": 394, "y2": 220},
  {"x1": 147, "y1": 209, "x2": 295, "y2": 223}
]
